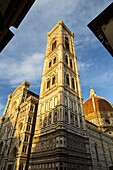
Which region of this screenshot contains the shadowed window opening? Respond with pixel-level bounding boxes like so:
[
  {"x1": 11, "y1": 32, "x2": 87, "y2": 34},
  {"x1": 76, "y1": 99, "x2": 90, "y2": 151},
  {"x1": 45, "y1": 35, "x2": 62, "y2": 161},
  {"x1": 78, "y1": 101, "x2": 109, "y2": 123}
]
[
  {"x1": 47, "y1": 80, "x2": 50, "y2": 89},
  {"x1": 26, "y1": 125, "x2": 30, "y2": 131},
  {"x1": 22, "y1": 145, "x2": 27, "y2": 153},
  {"x1": 105, "y1": 119, "x2": 110, "y2": 124},
  {"x1": 65, "y1": 55, "x2": 68, "y2": 64},
  {"x1": 53, "y1": 57, "x2": 56, "y2": 64},
  {"x1": 70, "y1": 59, "x2": 73, "y2": 68},
  {"x1": 52, "y1": 40, "x2": 56, "y2": 50},
  {"x1": 65, "y1": 37, "x2": 69, "y2": 51},
  {"x1": 19, "y1": 163, "x2": 24, "y2": 170},
  {"x1": 49, "y1": 61, "x2": 52, "y2": 68},
  {"x1": 52, "y1": 76, "x2": 56, "y2": 85},
  {"x1": 24, "y1": 135, "x2": 29, "y2": 142},
  {"x1": 72, "y1": 78, "x2": 75, "y2": 89},
  {"x1": 66, "y1": 74, "x2": 70, "y2": 85}
]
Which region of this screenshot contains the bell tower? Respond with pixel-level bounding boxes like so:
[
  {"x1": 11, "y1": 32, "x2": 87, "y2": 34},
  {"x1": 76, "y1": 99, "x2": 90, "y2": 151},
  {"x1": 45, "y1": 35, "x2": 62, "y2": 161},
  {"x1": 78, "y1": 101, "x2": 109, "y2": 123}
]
[{"x1": 30, "y1": 21, "x2": 92, "y2": 170}]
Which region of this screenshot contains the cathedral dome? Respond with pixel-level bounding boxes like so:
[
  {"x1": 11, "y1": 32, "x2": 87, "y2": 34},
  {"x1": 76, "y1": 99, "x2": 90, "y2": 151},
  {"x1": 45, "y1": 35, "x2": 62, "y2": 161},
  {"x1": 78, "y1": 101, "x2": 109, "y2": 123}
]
[{"x1": 84, "y1": 96, "x2": 113, "y2": 115}]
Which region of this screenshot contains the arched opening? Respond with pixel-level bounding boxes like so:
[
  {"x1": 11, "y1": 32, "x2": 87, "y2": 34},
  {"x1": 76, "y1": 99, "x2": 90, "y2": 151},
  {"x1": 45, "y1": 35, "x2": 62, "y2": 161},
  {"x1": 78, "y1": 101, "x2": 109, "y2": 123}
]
[
  {"x1": 66, "y1": 74, "x2": 70, "y2": 86},
  {"x1": 65, "y1": 37, "x2": 69, "y2": 51},
  {"x1": 70, "y1": 58, "x2": 73, "y2": 68},
  {"x1": 54, "y1": 111, "x2": 57, "y2": 123},
  {"x1": 48, "y1": 113, "x2": 52, "y2": 125},
  {"x1": 0, "y1": 142, "x2": 3, "y2": 153},
  {"x1": 65, "y1": 55, "x2": 68, "y2": 64},
  {"x1": 52, "y1": 76, "x2": 56, "y2": 85},
  {"x1": 47, "y1": 79, "x2": 50, "y2": 89},
  {"x1": 19, "y1": 163, "x2": 24, "y2": 170},
  {"x1": 72, "y1": 78, "x2": 75, "y2": 89},
  {"x1": 65, "y1": 111, "x2": 68, "y2": 123},
  {"x1": 52, "y1": 40, "x2": 57, "y2": 51}
]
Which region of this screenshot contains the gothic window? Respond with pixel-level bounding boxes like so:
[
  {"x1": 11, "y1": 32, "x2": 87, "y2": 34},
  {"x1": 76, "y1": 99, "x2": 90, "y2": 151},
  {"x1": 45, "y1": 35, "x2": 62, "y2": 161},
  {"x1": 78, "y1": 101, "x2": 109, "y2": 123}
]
[
  {"x1": 70, "y1": 59, "x2": 73, "y2": 68},
  {"x1": 43, "y1": 117, "x2": 47, "y2": 127},
  {"x1": 76, "y1": 81, "x2": 78, "y2": 92},
  {"x1": 49, "y1": 61, "x2": 52, "y2": 68},
  {"x1": 26, "y1": 125, "x2": 30, "y2": 132},
  {"x1": 70, "y1": 114, "x2": 74, "y2": 125},
  {"x1": 47, "y1": 80, "x2": 50, "y2": 89},
  {"x1": 30, "y1": 105, "x2": 33, "y2": 112},
  {"x1": 54, "y1": 111, "x2": 57, "y2": 123},
  {"x1": 65, "y1": 110, "x2": 68, "y2": 123},
  {"x1": 19, "y1": 163, "x2": 24, "y2": 170},
  {"x1": 48, "y1": 113, "x2": 51, "y2": 125},
  {"x1": 65, "y1": 37, "x2": 69, "y2": 51},
  {"x1": 52, "y1": 40, "x2": 57, "y2": 50},
  {"x1": 24, "y1": 135, "x2": 29, "y2": 142},
  {"x1": 53, "y1": 57, "x2": 56, "y2": 64},
  {"x1": 66, "y1": 74, "x2": 70, "y2": 85},
  {"x1": 52, "y1": 76, "x2": 56, "y2": 85},
  {"x1": 28, "y1": 116, "x2": 32, "y2": 123},
  {"x1": 72, "y1": 78, "x2": 75, "y2": 89},
  {"x1": 65, "y1": 55, "x2": 68, "y2": 64},
  {"x1": 0, "y1": 142, "x2": 3, "y2": 153},
  {"x1": 22, "y1": 145, "x2": 27, "y2": 153}
]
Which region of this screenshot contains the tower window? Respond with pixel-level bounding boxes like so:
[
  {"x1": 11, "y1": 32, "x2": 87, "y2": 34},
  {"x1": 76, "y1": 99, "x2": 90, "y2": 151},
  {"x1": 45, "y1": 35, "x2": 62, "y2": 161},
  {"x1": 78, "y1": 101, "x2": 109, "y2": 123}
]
[
  {"x1": 53, "y1": 57, "x2": 56, "y2": 64},
  {"x1": 19, "y1": 163, "x2": 24, "y2": 170},
  {"x1": 105, "y1": 119, "x2": 110, "y2": 124},
  {"x1": 52, "y1": 40, "x2": 56, "y2": 50},
  {"x1": 49, "y1": 61, "x2": 52, "y2": 68},
  {"x1": 65, "y1": 55, "x2": 68, "y2": 64},
  {"x1": 47, "y1": 80, "x2": 50, "y2": 89},
  {"x1": 65, "y1": 37, "x2": 69, "y2": 51},
  {"x1": 66, "y1": 74, "x2": 70, "y2": 85},
  {"x1": 28, "y1": 116, "x2": 32, "y2": 123},
  {"x1": 22, "y1": 145, "x2": 27, "y2": 153},
  {"x1": 52, "y1": 76, "x2": 55, "y2": 85},
  {"x1": 72, "y1": 78, "x2": 75, "y2": 89},
  {"x1": 70, "y1": 59, "x2": 73, "y2": 68},
  {"x1": 24, "y1": 135, "x2": 29, "y2": 142},
  {"x1": 26, "y1": 125, "x2": 30, "y2": 131}
]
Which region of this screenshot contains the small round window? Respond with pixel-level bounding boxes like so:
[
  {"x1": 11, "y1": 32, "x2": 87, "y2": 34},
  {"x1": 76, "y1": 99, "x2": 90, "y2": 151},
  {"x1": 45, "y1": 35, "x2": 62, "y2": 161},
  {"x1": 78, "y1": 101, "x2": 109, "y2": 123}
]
[{"x1": 105, "y1": 119, "x2": 110, "y2": 124}]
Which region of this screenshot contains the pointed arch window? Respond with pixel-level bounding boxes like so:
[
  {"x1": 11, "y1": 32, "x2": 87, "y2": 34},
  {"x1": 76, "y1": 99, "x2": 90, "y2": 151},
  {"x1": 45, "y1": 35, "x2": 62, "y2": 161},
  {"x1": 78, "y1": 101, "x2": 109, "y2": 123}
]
[
  {"x1": 49, "y1": 61, "x2": 52, "y2": 68},
  {"x1": 65, "y1": 55, "x2": 68, "y2": 64},
  {"x1": 19, "y1": 163, "x2": 24, "y2": 170},
  {"x1": 70, "y1": 59, "x2": 73, "y2": 68},
  {"x1": 47, "y1": 80, "x2": 50, "y2": 89},
  {"x1": 52, "y1": 40, "x2": 57, "y2": 51},
  {"x1": 65, "y1": 37, "x2": 69, "y2": 51},
  {"x1": 52, "y1": 76, "x2": 56, "y2": 85},
  {"x1": 72, "y1": 78, "x2": 75, "y2": 89},
  {"x1": 66, "y1": 74, "x2": 70, "y2": 85},
  {"x1": 65, "y1": 110, "x2": 68, "y2": 123},
  {"x1": 54, "y1": 111, "x2": 57, "y2": 123},
  {"x1": 53, "y1": 57, "x2": 56, "y2": 64}
]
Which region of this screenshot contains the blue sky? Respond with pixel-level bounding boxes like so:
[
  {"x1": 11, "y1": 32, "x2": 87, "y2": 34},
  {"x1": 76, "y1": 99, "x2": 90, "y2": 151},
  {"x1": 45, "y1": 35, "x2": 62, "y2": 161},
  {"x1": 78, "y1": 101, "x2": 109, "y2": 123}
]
[{"x1": 0, "y1": 0, "x2": 113, "y2": 117}]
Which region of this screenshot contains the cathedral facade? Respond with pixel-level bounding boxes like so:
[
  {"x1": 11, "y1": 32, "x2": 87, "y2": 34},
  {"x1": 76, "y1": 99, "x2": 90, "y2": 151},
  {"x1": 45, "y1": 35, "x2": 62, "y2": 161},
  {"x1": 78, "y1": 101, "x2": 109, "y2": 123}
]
[{"x1": 0, "y1": 21, "x2": 113, "y2": 170}]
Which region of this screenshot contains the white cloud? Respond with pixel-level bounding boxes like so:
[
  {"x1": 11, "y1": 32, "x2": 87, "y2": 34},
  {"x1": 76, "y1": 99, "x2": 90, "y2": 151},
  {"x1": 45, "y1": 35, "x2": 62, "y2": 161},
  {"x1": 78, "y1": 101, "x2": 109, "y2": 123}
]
[
  {"x1": 0, "y1": 52, "x2": 44, "y2": 87},
  {"x1": 78, "y1": 61, "x2": 92, "y2": 71}
]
